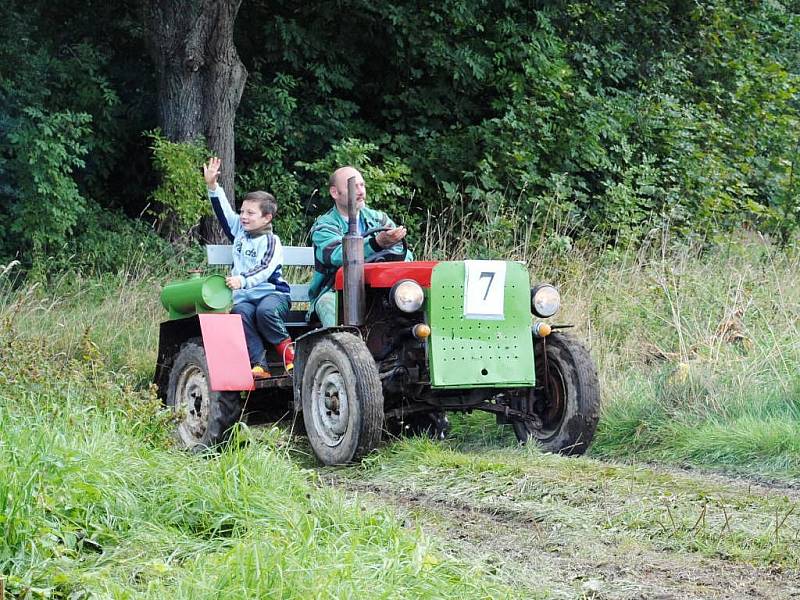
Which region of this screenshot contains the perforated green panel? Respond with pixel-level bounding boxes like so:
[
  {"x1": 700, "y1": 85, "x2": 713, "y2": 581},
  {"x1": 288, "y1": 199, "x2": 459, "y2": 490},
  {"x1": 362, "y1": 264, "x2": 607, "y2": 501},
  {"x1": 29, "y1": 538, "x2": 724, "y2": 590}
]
[{"x1": 428, "y1": 261, "x2": 535, "y2": 388}]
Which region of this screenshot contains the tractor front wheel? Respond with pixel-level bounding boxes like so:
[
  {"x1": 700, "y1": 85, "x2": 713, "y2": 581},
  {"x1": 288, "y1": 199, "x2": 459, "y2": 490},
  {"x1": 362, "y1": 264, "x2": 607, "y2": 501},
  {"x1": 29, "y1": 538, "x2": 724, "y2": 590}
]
[
  {"x1": 301, "y1": 332, "x2": 383, "y2": 465},
  {"x1": 166, "y1": 339, "x2": 242, "y2": 451},
  {"x1": 512, "y1": 332, "x2": 600, "y2": 455}
]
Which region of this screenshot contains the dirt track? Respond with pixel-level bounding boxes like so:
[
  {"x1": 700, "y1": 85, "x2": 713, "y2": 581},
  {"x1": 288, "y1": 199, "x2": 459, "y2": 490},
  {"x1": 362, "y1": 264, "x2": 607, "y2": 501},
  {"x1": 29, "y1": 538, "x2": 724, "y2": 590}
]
[{"x1": 322, "y1": 469, "x2": 800, "y2": 599}]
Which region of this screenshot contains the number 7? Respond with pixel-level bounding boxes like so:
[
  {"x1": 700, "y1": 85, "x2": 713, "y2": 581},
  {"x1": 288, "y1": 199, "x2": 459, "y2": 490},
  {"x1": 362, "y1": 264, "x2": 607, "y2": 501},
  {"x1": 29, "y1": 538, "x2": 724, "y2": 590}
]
[{"x1": 479, "y1": 271, "x2": 495, "y2": 300}]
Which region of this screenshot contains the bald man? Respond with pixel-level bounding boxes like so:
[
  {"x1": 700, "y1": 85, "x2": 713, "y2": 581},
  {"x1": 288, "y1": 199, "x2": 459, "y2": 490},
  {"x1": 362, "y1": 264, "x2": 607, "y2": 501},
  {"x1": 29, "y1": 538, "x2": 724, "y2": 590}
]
[{"x1": 307, "y1": 166, "x2": 413, "y2": 327}]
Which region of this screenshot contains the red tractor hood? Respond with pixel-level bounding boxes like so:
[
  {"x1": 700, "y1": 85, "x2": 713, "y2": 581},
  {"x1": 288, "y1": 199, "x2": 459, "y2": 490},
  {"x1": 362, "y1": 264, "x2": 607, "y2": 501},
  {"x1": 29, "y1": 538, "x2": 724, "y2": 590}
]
[{"x1": 334, "y1": 261, "x2": 439, "y2": 290}]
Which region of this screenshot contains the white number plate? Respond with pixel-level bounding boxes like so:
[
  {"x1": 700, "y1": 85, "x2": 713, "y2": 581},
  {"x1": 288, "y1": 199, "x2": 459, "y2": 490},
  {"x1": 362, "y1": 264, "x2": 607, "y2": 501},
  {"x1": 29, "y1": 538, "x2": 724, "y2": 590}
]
[{"x1": 463, "y1": 260, "x2": 506, "y2": 320}]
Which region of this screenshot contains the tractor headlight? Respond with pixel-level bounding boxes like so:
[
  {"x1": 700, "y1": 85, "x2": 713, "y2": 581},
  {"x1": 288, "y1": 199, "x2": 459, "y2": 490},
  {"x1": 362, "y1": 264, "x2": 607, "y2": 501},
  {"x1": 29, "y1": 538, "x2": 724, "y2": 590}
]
[
  {"x1": 531, "y1": 284, "x2": 560, "y2": 318},
  {"x1": 390, "y1": 279, "x2": 424, "y2": 313}
]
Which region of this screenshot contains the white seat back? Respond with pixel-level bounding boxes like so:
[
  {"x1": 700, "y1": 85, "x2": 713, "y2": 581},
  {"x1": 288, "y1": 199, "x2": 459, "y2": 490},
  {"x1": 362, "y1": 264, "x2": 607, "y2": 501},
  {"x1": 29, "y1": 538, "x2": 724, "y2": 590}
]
[
  {"x1": 205, "y1": 244, "x2": 314, "y2": 303},
  {"x1": 206, "y1": 244, "x2": 314, "y2": 266},
  {"x1": 206, "y1": 244, "x2": 234, "y2": 265}
]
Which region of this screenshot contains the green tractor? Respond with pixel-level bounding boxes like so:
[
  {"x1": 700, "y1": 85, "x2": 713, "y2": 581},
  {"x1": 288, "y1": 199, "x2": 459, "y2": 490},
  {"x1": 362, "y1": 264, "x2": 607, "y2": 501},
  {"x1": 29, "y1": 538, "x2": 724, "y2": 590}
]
[{"x1": 154, "y1": 188, "x2": 600, "y2": 465}]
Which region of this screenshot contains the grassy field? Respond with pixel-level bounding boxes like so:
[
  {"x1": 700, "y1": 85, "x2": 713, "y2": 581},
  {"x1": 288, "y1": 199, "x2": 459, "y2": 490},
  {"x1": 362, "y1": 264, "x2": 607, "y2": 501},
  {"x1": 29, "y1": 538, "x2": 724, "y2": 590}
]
[
  {"x1": 568, "y1": 237, "x2": 800, "y2": 479},
  {"x1": 1, "y1": 234, "x2": 799, "y2": 596},
  {"x1": 0, "y1": 321, "x2": 511, "y2": 596},
  {"x1": 424, "y1": 216, "x2": 800, "y2": 478}
]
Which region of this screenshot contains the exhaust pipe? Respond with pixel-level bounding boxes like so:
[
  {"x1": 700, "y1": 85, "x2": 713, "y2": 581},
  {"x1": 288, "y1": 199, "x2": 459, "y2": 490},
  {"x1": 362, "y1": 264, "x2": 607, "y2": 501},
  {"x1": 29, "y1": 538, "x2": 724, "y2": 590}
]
[{"x1": 342, "y1": 175, "x2": 365, "y2": 325}]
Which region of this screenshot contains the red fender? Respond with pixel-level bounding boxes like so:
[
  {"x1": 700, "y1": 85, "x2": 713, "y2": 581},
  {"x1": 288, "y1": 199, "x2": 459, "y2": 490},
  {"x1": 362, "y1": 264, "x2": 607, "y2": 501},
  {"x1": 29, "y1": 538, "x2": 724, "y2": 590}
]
[{"x1": 198, "y1": 314, "x2": 255, "y2": 391}]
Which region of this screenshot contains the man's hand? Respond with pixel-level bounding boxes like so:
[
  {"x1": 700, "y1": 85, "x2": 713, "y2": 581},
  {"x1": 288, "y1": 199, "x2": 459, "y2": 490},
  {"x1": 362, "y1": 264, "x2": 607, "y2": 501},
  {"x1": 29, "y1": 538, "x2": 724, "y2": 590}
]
[
  {"x1": 204, "y1": 157, "x2": 221, "y2": 190},
  {"x1": 376, "y1": 226, "x2": 407, "y2": 248},
  {"x1": 225, "y1": 275, "x2": 243, "y2": 290}
]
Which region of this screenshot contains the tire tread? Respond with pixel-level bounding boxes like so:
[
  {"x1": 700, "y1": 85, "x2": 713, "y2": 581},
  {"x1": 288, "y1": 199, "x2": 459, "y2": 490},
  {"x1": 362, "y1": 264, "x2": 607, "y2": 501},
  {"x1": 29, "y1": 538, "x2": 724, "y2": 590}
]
[
  {"x1": 513, "y1": 331, "x2": 601, "y2": 455},
  {"x1": 301, "y1": 332, "x2": 383, "y2": 464},
  {"x1": 166, "y1": 339, "x2": 242, "y2": 451}
]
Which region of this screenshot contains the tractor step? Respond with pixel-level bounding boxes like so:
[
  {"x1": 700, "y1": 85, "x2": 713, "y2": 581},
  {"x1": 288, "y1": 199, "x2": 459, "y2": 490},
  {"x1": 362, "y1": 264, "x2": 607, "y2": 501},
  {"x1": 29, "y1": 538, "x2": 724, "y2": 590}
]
[{"x1": 253, "y1": 373, "x2": 294, "y2": 390}]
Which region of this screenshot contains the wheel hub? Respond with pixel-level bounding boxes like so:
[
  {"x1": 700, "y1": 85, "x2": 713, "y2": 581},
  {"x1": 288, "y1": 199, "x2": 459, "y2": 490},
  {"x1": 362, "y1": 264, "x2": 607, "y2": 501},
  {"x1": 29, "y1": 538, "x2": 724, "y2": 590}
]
[
  {"x1": 311, "y1": 361, "x2": 350, "y2": 447},
  {"x1": 537, "y1": 369, "x2": 566, "y2": 435},
  {"x1": 176, "y1": 365, "x2": 209, "y2": 446},
  {"x1": 324, "y1": 391, "x2": 340, "y2": 413},
  {"x1": 511, "y1": 362, "x2": 566, "y2": 441}
]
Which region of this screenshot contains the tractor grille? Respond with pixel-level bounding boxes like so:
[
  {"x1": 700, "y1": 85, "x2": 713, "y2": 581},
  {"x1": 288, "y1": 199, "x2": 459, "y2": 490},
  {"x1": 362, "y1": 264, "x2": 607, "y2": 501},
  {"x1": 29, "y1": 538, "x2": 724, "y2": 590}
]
[{"x1": 427, "y1": 261, "x2": 535, "y2": 388}]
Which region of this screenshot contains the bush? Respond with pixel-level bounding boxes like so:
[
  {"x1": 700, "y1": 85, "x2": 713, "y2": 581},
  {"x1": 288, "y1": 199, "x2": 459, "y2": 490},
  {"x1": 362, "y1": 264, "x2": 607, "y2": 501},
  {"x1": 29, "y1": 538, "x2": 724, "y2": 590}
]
[
  {"x1": 147, "y1": 130, "x2": 210, "y2": 241},
  {"x1": 3, "y1": 108, "x2": 92, "y2": 254}
]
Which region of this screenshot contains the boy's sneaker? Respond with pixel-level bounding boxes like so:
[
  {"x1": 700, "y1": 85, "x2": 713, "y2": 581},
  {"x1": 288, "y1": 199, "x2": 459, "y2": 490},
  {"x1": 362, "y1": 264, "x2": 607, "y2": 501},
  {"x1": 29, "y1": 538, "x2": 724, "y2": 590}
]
[
  {"x1": 251, "y1": 364, "x2": 271, "y2": 379},
  {"x1": 276, "y1": 338, "x2": 295, "y2": 375}
]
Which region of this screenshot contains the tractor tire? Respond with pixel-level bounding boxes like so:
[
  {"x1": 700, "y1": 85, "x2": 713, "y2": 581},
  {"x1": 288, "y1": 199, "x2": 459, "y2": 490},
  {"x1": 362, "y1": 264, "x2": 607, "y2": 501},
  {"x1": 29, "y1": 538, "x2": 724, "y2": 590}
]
[
  {"x1": 301, "y1": 332, "x2": 383, "y2": 465},
  {"x1": 166, "y1": 339, "x2": 242, "y2": 452},
  {"x1": 512, "y1": 332, "x2": 600, "y2": 455}
]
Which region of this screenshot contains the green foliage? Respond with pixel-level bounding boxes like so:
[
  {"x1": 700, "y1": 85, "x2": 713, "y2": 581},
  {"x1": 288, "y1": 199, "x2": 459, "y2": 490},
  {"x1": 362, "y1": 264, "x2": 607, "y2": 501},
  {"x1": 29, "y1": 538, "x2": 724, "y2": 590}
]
[
  {"x1": 236, "y1": 72, "x2": 305, "y2": 241},
  {"x1": 4, "y1": 108, "x2": 92, "y2": 251},
  {"x1": 3, "y1": 0, "x2": 800, "y2": 268},
  {"x1": 147, "y1": 130, "x2": 210, "y2": 239},
  {"x1": 0, "y1": 0, "x2": 148, "y2": 265},
  {"x1": 233, "y1": 0, "x2": 800, "y2": 249}
]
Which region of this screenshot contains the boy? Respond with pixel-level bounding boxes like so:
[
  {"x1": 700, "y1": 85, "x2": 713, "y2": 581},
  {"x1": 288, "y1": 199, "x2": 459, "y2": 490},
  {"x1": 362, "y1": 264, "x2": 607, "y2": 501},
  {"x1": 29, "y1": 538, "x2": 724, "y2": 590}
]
[{"x1": 203, "y1": 157, "x2": 294, "y2": 378}]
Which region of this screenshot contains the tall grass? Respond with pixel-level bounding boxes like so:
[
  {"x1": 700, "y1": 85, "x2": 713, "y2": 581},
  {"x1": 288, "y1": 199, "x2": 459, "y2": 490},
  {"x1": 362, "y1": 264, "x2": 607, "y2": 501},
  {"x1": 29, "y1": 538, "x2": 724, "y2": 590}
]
[
  {"x1": 0, "y1": 259, "x2": 513, "y2": 598},
  {"x1": 420, "y1": 204, "x2": 800, "y2": 478},
  {"x1": 586, "y1": 236, "x2": 800, "y2": 477}
]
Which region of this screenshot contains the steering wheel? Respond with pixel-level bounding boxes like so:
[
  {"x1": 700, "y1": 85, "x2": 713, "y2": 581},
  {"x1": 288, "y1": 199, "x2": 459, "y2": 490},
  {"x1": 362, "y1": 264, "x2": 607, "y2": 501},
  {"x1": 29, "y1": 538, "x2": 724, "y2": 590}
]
[{"x1": 363, "y1": 226, "x2": 409, "y2": 263}]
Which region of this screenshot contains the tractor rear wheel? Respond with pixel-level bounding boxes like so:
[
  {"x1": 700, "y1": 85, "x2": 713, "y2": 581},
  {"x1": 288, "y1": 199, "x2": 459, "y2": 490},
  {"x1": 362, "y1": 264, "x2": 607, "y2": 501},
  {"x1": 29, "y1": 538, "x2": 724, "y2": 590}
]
[
  {"x1": 512, "y1": 332, "x2": 600, "y2": 455},
  {"x1": 166, "y1": 339, "x2": 242, "y2": 451},
  {"x1": 301, "y1": 332, "x2": 383, "y2": 465}
]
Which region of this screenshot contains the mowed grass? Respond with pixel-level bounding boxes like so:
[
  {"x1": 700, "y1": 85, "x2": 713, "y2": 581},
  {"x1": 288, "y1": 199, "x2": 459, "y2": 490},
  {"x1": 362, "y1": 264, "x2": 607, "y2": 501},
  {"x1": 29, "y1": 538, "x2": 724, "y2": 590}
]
[
  {"x1": 1, "y1": 234, "x2": 799, "y2": 593},
  {"x1": 346, "y1": 437, "x2": 800, "y2": 568}
]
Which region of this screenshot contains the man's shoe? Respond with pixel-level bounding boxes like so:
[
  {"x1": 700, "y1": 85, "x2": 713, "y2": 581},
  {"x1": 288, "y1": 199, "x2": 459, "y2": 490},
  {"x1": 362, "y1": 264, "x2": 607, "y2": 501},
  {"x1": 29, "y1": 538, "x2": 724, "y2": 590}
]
[{"x1": 251, "y1": 364, "x2": 271, "y2": 379}]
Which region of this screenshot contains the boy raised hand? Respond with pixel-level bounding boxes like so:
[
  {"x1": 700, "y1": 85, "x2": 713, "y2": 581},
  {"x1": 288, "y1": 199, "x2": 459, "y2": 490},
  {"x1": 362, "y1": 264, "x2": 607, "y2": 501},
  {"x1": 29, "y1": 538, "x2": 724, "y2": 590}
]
[{"x1": 203, "y1": 156, "x2": 222, "y2": 190}]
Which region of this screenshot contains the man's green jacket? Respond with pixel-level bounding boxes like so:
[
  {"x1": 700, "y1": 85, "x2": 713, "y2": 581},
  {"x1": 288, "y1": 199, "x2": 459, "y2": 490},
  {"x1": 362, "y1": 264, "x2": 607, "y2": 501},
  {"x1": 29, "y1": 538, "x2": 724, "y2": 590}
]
[{"x1": 307, "y1": 206, "x2": 413, "y2": 320}]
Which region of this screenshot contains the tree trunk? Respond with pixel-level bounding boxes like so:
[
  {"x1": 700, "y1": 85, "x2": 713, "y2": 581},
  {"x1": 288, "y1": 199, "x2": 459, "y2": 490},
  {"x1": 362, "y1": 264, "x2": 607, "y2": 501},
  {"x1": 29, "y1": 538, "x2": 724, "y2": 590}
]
[{"x1": 146, "y1": 0, "x2": 247, "y2": 243}]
